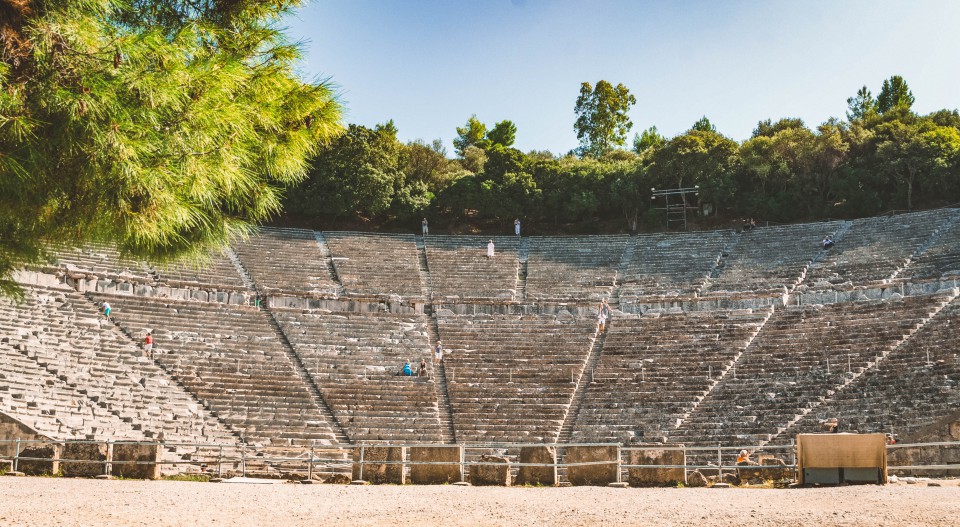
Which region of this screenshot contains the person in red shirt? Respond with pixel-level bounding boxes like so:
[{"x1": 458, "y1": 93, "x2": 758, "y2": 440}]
[{"x1": 144, "y1": 331, "x2": 154, "y2": 359}]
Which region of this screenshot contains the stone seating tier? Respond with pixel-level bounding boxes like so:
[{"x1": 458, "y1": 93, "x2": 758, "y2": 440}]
[
  {"x1": 324, "y1": 232, "x2": 424, "y2": 299},
  {"x1": 232, "y1": 227, "x2": 339, "y2": 297},
  {"x1": 899, "y1": 211, "x2": 960, "y2": 280},
  {"x1": 0, "y1": 336, "x2": 138, "y2": 441},
  {"x1": 46, "y1": 242, "x2": 249, "y2": 292},
  {"x1": 273, "y1": 309, "x2": 442, "y2": 442},
  {"x1": 152, "y1": 251, "x2": 246, "y2": 291},
  {"x1": 438, "y1": 314, "x2": 597, "y2": 443},
  {"x1": 47, "y1": 242, "x2": 155, "y2": 283},
  {"x1": 572, "y1": 309, "x2": 770, "y2": 443},
  {"x1": 425, "y1": 236, "x2": 520, "y2": 301},
  {"x1": 786, "y1": 298, "x2": 960, "y2": 439},
  {"x1": 806, "y1": 209, "x2": 956, "y2": 287},
  {"x1": 524, "y1": 235, "x2": 628, "y2": 301},
  {"x1": 620, "y1": 230, "x2": 732, "y2": 300},
  {"x1": 96, "y1": 294, "x2": 340, "y2": 446},
  {"x1": 670, "y1": 294, "x2": 948, "y2": 445},
  {"x1": 704, "y1": 221, "x2": 842, "y2": 296},
  {"x1": 0, "y1": 287, "x2": 236, "y2": 448}
]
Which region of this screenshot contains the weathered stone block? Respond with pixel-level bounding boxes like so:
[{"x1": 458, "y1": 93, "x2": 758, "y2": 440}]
[
  {"x1": 627, "y1": 445, "x2": 685, "y2": 487},
  {"x1": 566, "y1": 445, "x2": 619, "y2": 486},
  {"x1": 112, "y1": 442, "x2": 161, "y2": 480},
  {"x1": 516, "y1": 446, "x2": 557, "y2": 486},
  {"x1": 687, "y1": 469, "x2": 708, "y2": 487},
  {"x1": 17, "y1": 444, "x2": 60, "y2": 476},
  {"x1": 469, "y1": 455, "x2": 511, "y2": 486},
  {"x1": 61, "y1": 442, "x2": 109, "y2": 477},
  {"x1": 409, "y1": 446, "x2": 460, "y2": 484},
  {"x1": 352, "y1": 446, "x2": 406, "y2": 484},
  {"x1": 0, "y1": 414, "x2": 46, "y2": 457}
]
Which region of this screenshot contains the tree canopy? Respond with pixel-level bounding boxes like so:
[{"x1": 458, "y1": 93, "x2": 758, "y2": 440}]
[
  {"x1": 453, "y1": 115, "x2": 488, "y2": 156},
  {"x1": 282, "y1": 73, "x2": 960, "y2": 236},
  {"x1": 573, "y1": 80, "x2": 636, "y2": 158},
  {"x1": 0, "y1": 0, "x2": 342, "y2": 297},
  {"x1": 877, "y1": 75, "x2": 915, "y2": 114}
]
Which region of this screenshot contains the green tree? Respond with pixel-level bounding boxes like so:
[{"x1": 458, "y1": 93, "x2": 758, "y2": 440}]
[
  {"x1": 691, "y1": 116, "x2": 717, "y2": 133},
  {"x1": 632, "y1": 126, "x2": 665, "y2": 155},
  {"x1": 651, "y1": 130, "x2": 739, "y2": 214},
  {"x1": 846, "y1": 86, "x2": 877, "y2": 121},
  {"x1": 877, "y1": 75, "x2": 915, "y2": 114},
  {"x1": 574, "y1": 80, "x2": 636, "y2": 158},
  {"x1": 285, "y1": 124, "x2": 403, "y2": 219},
  {"x1": 608, "y1": 160, "x2": 649, "y2": 231},
  {"x1": 928, "y1": 109, "x2": 960, "y2": 129},
  {"x1": 875, "y1": 120, "x2": 960, "y2": 210},
  {"x1": 487, "y1": 120, "x2": 517, "y2": 148},
  {"x1": 0, "y1": 0, "x2": 342, "y2": 297},
  {"x1": 405, "y1": 139, "x2": 456, "y2": 191},
  {"x1": 459, "y1": 145, "x2": 487, "y2": 174},
  {"x1": 453, "y1": 115, "x2": 488, "y2": 156},
  {"x1": 753, "y1": 118, "x2": 806, "y2": 138}
]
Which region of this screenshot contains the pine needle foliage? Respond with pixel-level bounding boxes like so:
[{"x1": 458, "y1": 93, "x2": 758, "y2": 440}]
[{"x1": 0, "y1": 0, "x2": 343, "y2": 297}]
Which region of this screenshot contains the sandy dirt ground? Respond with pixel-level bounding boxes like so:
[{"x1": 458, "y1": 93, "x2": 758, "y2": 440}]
[{"x1": 1, "y1": 478, "x2": 958, "y2": 527}]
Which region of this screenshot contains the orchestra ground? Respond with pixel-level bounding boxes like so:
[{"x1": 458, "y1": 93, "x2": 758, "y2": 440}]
[{"x1": 2, "y1": 477, "x2": 958, "y2": 526}]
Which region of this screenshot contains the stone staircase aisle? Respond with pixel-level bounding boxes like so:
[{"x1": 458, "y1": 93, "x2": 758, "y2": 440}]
[
  {"x1": 556, "y1": 322, "x2": 608, "y2": 443},
  {"x1": 708, "y1": 231, "x2": 741, "y2": 280},
  {"x1": 415, "y1": 235, "x2": 432, "y2": 301},
  {"x1": 425, "y1": 318, "x2": 456, "y2": 444},
  {"x1": 612, "y1": 235, "x2": 637, "y2": 307},
  {"x1": 313, "y1": 231, "x2": 346, "y2": 297},
  {"x1": 225, "y1": 247, "x2": 258, "y2": 293},
  {"x1": 416, "y1": 234, "x2": 456, "y2": 443},
  {"x1": 517, "y1": 237, "x2": 530, "y2": 301},
  {"x1": 82, "y1": 294, "x2": 242, "y2": 435}
]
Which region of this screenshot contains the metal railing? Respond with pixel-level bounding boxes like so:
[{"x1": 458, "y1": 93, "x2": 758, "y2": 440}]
[{"x1": 3, "y1": 438, "x2": 957, "y2": 482}]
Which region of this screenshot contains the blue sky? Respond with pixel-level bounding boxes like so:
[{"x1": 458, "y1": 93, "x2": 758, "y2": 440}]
[{"x1": 286, "y1": 0, "x2": 960, "y2": 154}]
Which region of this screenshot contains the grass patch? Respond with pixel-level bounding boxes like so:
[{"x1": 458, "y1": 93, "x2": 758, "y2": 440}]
[{"x1": 163, "y1": 473, "x2": 211, "y2": 482}]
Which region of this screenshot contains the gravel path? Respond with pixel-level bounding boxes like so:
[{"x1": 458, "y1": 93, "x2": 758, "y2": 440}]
[{"x1": 2, "y1": 478, "x2": 958, "y2": 526}]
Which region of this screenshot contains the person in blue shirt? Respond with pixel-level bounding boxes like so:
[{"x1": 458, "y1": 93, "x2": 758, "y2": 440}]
[{"x1": 402, "y1": 361, "x2": 413, "y2": 376}]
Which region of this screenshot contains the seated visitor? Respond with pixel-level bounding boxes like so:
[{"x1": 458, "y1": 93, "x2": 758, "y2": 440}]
[
  {"x1": 402, "y1": 361, "x2": 413, "y2": 376},
  {"x1": 822, "y1": 235, "x2": 834, "y2": 250},
  {"x1": 419, "y1": 358, "x2": 427, "y2": 377},
  {"x1": 821, "y1": 417, "x2": 839, "y2": 433}
]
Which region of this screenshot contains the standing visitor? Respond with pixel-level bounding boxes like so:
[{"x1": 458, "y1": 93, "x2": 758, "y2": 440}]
[
  {"x1": 422, "y1": 218, "x2": 429, "y2": 236},
  {"x1": 514, "y1": 219, "x2": 521, "y2": 237},
  {"x1": 487, "y1": 239, "x2": 495, "y2": 258},
  {"x1": 144, "y1": 331, "x2": 154, "y2": 359}
]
